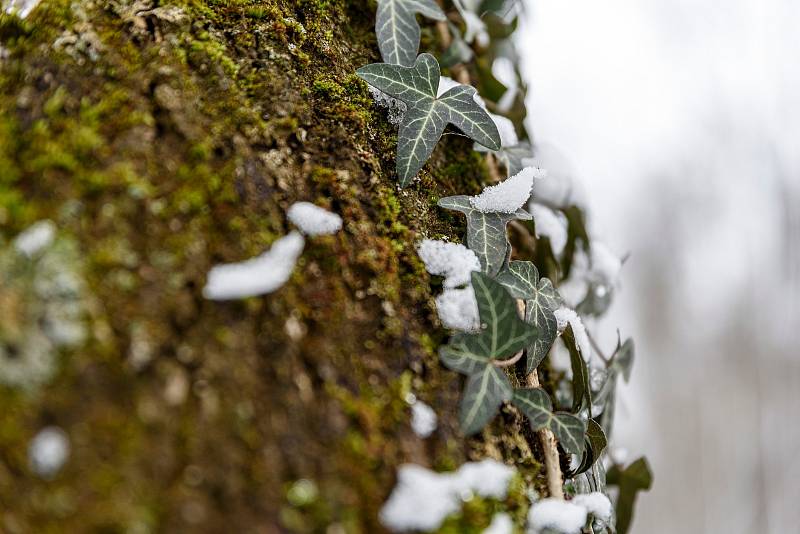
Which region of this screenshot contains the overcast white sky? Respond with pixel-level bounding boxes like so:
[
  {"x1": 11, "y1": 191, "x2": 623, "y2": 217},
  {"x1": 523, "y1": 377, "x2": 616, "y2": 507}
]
[{"x1": 519, "y1": 1, "x2": 800, "y2": 532}]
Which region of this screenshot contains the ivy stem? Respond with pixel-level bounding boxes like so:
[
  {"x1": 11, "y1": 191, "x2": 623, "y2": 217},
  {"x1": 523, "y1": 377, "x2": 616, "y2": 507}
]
[
  {"x1": 518, "y1": 299, "x2": 565, "y2": 500},
  {"x1": 492, "y1": 350, "x2": 523, "y2": 368}
]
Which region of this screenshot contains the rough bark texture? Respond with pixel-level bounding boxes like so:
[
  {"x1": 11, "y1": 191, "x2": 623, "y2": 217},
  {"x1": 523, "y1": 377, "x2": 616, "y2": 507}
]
[{"x1": 1, "y1": 1, "x2": 554, "y2": 531}]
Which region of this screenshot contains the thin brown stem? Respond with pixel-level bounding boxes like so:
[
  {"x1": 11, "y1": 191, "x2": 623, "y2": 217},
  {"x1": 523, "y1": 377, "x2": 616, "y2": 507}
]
[{"x1": 493, "y1": 350, "x2": 523, "y2": 368}]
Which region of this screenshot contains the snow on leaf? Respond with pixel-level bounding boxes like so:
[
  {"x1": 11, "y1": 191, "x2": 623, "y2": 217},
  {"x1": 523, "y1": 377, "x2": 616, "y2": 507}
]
[
  {"x1": 287, "y1": 202, "x2": 342, "y2": 236},
  {"x1": 438, "y1": 194, "x2": 530, "y2": 276},
  {"x1": 469, "y1": 167, "x2": 535, "y2": 213},
  {"x1": 528, "y1": 497, "x2": 588, "y2": 534},
  {"x1": 417, "y1": 239, "x2": 481, "y2": 288},
  {"x1": 572, "y1": 491, "x2": 613, "y2": 523},
  {"x1": 530, "y1": 203, "x2": 568, "y2": 256},
  {"x1": 435, "y1": 287, "x2": 480, "y2": 331},
  {"x1": 375, "y1": 0, "x2": 445, "y2": 67},
  {"x1": 357, "y1": 54, "x2": 500, "y2": 185},
  {"x1": 203, "y1": 231, "x2": 304, "y2": 300}
]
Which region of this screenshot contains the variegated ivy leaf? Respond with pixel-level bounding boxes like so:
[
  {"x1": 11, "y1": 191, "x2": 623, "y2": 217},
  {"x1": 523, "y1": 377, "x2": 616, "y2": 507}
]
[
  {"x1": 549, "y1": 412, "x2": 587, "y2": 456},
  {"x1": 459, "y1": 364, "x2": 513, "y2": 435},
  {"x1": 438, "y1": 195, "x2": 530, "y2": 276},
  {"x1": 496, "y1": 261, "x2": 561, "y2": 372},
  {"x1": 572, "y1": 418, "x2": 608, "y2": 476},
  {"x1": 357, "y1": 54, "x2": 501, "y2": 186},
  {"x1": 376, "y1": 0, "x2": 445, "y2": 67},
  {"x1": 512, "y1": 388, "x2": 552, "y2": 430},
  {"x1": 439, "y1": 272, "x2": 537, "y2": 435}
]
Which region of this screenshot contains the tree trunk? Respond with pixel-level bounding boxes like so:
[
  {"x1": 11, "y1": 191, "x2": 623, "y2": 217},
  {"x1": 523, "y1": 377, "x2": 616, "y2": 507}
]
[{"x1": 0, "y1": 1, "x2": 548, "y2": 531}]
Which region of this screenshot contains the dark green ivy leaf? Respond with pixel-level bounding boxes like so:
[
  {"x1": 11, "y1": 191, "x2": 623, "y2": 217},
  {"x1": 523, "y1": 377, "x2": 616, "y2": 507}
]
[
  {"x1": 549, "y1": 412, "x2": 587, "y2": 456},
  {"x1": 357, "y1": 54, "x2": 501, "y2": 185},
  {"x1": 376, "y1": 0, "x2": 445, "y2": 67},
  {"x1": 564, "y1": 324, "x2": 592, "y2": 415},
  {"x1": 572, "y1": 418, "x2": 608, "y2": 476},
  {"x1": 611, "y1": 338, "x2": 635, "y2": 383},
  {"x1": 471, "y1": 271, "x2": 537, "y2": 358},
  {"x1": 438, "y1": 195, "x2": 531, "y2": 276},
  {"x1": 459, "y1": 364, "x2": 513, "y2": 435},
  {"x1": 512, "y1": 388, "x2": 552, "y2": 429},
  {"x1": 495, "y1": 261, "x2": 561, "y2": 372},
  {"x1": 477, "y1": 140, "x2": 535, "y2": 177},
  {"x1": 607, "y1": 457, "x2": 653, "y2": 534}
]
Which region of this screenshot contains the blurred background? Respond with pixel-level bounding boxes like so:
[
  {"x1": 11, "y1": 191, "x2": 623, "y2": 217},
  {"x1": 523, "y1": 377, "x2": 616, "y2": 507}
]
[{"x1": 519, "y1": 0, "x2": 800, "y2": 532}]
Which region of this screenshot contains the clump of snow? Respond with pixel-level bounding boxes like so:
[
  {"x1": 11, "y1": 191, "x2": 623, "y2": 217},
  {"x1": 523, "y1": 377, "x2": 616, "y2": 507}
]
[
  {"x1": 488, "y1": 113, "x2": 519, "y2": 148},
  {"x1": 435, "y1": 287, "x2": 480, "y2": 331},
  {"x1": 492, "y1": 57, "x2": 518, "y2": 113},
  {"x1": 572, "y1": 492, "x2": 612, "y2": 523},
  {"x1": 411, "y1": 401, "x2": 438, "y2": 438},
  {"x1": 554, "y1": 307, "x2": 591, "y2": 358},
  {"x1": 4, "y1": 0, "x2": 42, "y2": 19},
  {"x1": 203, "y1": 231, "x2": 305, "y2": 300},
  {"x1": 14, "y1": 220, "x2": 56, "y2": 257},
  {"x1": 527, "y1": 498, "x2": 587, "y2": 533},
  {"x1": 368, "y1": 86, "x2": 407, "y2": 126},
  {"x1": 470, "y1": 167, "x2": 535, "y2": 213},
  {"x1": 462, "y1": 11, "x2": 489, "y2": 47},
  {"x1": 484, "y1": 512, "x2": 513, "y2": 534},
  {"x1": 437, "y1": 76, "x2": 461, "y2": 97},
  {"x1": 380, "y1": 460, "x2": 516, "y2": 532},
  {"x1": 287, "y1": 201, "x2": 342, "y2": 236},
  {"x1": 530, "y1": 203, "x2": 567, "y2": 255},
  {"x1": 28, "y1": 426, "x2": 70, "y2": 478},
  {"x1": 417, "y1": 239, "x2": 480, "y2": 288}
]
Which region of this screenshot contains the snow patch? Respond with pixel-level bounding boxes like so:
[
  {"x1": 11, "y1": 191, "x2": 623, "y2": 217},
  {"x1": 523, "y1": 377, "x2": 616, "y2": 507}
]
[
  {"x1": 489, "y1": 113, "x2": 519, "y2": 148},
  {"x1": 203, "y1": 231, "x2": 304, "y2": 300},
  {"x1": 411, "y1": 401, "x2": 438, "y2": 438},
  {"x1": 572, "y1": 492, "x2": 612, "y2": 523},
  {"x1": 417, "y1": 239, "x2": 480, "y2": 288},
  {"x1": 28, "y1": 426, "x2": 70, "y2": 478},
  {"x1": 14, "y1": 220, "x2": 56, "y2": 257},
  {"x1": 380, "y1": 460, "x2": 516, "y2": 532},
  {"x1": 527, "y1": 498, "x2": 587, "y2": 533},
  {"x1": 554, "y1": 307, "x2": 591, "y2": 358},
  {"x1": 437, "y1": 76, "x2": 461, "y2": 97},
  {"x1": 287, "y1": 201, "x2": 342, "y2": 236},
  {"x1": 483, "y1": 512, "x2": 513, "y2": 534},
  {"x1": 470, "y1": 167, "x2": 535, "y2": 213},
  {"x1": 530, "y1": 203, "x2": 567, "y2": 255},
  {"x1": 435, "y1": 287, "x2": 480, "y2": 331}
]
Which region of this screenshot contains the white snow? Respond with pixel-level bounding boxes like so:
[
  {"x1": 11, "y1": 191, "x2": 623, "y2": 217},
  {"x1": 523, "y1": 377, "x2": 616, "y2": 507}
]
[
  {"x1": 469, "y1": 167, "x2": 536, "y2": 213},
  {"x1": 589, "y1": 242, "x2": 622, "y2": 287},
  {"x1": 380, "y1": 460, "x2": 516, "y2": 532},
  {"x1": 437, "y1": 76, "x2": 461, "y2": 97},
  {"x1": 489, "y1": 113, "x2": 519, "y2": 148},
  {"x1": 3, "y1": 0, "x2": 42, "y2": 19},
  {"x1": 28, "y1": 426, "x2": 70, "y2": 478},
  {"x1": 14, "y1": 220, "x2": 56, "y2": 257},
  {"x1": 554, "y1": 307, "x2": 591, "y2": 358},
  {"x1": 287, "y1": 201, "x2": 342, "y2": 236},
  {"x1": 492, "y1": 57, "x2": 518, "y2": 113},
  {"x1": 411, "y1": 401, "x2": 438, "y2": 438},
  {"x1": 417, "y1": 239, "x2": 480, "y2": 288},
  {"x1": 572, "y1": 492, "x2": 612, "y2": 523},
  {"x1": 462, "y1": 11, "x2": 489, "y2": 47},
  {"x1": 483, "y1": 512, "x2": 513, "y2": 534},
  {"x1": 435, "y1": 287, "x2": 480, "y2": 331},
  {"x1": 530, "y1": 203, "x2": 567, "y2": 255},
  {"x1": 527, "y1": 498, "x2": 587, "y2": 533},
  {"x1": 203, "y1": 231, "x2": 305, "y2": 300}
]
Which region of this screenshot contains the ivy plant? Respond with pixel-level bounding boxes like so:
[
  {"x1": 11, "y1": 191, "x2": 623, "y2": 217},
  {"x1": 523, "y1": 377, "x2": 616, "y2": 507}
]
[
  {"x1": 357, "y1": 54, "x2": 501, "y2": 185},
  {"x1": 438, "y1": 271, "x2": 536, "y2": 435},
  {"x1": 437, "y1": 194, "x2": 530, "y2": 276},
  {"x1": 376, "y1": 0, "x2": 445, "y2": 67},
  {"x1": 512, "y1": 388, "x2": 587, "y2": 456}
]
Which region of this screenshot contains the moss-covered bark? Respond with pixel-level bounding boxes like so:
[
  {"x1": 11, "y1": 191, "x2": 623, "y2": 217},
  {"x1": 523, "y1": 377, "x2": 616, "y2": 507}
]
[{"x1": 0, "y1": 1, "x2": 549, "y2": 531}]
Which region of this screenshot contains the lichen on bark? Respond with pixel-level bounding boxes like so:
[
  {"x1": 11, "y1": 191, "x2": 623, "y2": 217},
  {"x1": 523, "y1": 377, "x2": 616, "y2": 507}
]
[{"x1": 0, "y1": 0, "x2": 552, "y2": 531}]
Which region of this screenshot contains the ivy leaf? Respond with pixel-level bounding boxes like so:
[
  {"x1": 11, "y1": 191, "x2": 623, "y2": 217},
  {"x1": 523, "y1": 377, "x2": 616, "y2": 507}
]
[
  {"x1": 459, "y1": 364, "x2": 513, "y2": 435},
  {"x1": 607, "y1": 457, "x2": 653, "y2": 534},
  {"x1": 495, "y1": 261, "x2": 560, "y2": 372},
  {"x1": 471, "y1": 271, "x2": 536, "y2": 358},
  {"x1": 572, "y1": 418, "x2": 608, "y2": 476},
  {"x1": 549, "y1": 412, "x2": 586, "y2": 456},
  {"x1": 438, "y1": 195, "x2": 531, "y2": 276},
  {"x1": 512, "y1": 388, "x2": 552, "y2": 430},
  {"x1": 563, "y1": 324, "x2": 592, "y2": 414},
  {"x1": 439, "y1": 333, "x2": 492, "y2": 375},
  {"x1": 376, "y1": 0, "x2": 446, "y2": 67},
  {"x1": 476, "y1": 140, "x2": 534, "y2": 177},
  {"x1": 357, "y1": 54, "x2": 501, "y2": 185},
  {"x1": 611, "y1": 337, "x2": 635, "y2": 383}
]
